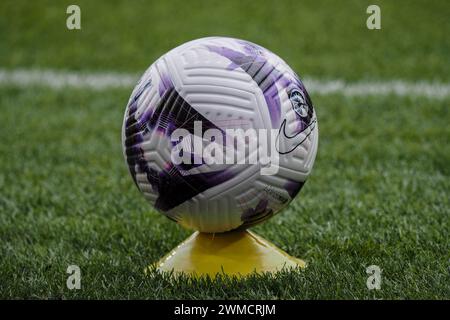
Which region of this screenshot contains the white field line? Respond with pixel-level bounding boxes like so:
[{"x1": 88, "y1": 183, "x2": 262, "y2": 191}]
[{"x1": 1, "y1": 68, "x2": 449, "y2": 99}]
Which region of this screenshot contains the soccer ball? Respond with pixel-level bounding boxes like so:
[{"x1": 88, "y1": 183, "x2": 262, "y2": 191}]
[{"x1": 122, "y1": 37, "x2": 318, "y2": 233}]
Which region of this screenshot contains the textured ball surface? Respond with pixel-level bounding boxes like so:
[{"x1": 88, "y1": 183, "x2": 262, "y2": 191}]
[{"x1": 122, "y1": 37, "x2": 318, "y2": 233}]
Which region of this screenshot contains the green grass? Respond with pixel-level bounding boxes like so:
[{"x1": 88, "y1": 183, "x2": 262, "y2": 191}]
[
  {"x1": 0, "y1": 0, "x2": 449, "y2": 299},
  {"x1": 0, "y1": 87, "x2": 448, "y2": 299},
  {"x1": 0, "y1": 0, "x2": 449, "y2": 81}
]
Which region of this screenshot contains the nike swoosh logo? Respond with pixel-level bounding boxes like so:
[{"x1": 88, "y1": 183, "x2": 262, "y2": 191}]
[{"x1": 276, "y1": 117, "x2": 317, "y2": 155}]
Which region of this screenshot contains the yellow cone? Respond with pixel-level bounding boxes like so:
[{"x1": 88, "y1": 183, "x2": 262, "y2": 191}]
[{"x1": 154, "y1": 230, "x2": 305, "y2": 278}]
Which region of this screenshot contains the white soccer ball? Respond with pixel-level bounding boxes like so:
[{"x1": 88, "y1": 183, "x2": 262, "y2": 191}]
[{"x1": 122, "y1": 37, "x2": 318, "y2": 233}]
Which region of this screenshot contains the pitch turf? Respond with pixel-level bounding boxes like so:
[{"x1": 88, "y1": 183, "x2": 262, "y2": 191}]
[{"x1": 0, "y1": 0, "x2": 449, "y2": 299}]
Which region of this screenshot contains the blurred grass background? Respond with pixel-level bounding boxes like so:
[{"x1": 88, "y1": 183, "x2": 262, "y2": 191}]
[
  {"x1": 1, "y1": 0, "x2": 449, "y2": 80},
  {"x1": 0, "y1": 0, "x2": 449, "y2": 299}
]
